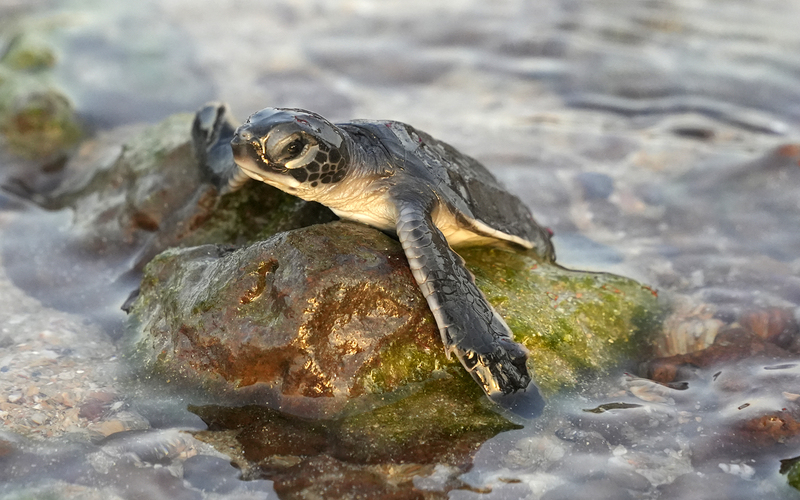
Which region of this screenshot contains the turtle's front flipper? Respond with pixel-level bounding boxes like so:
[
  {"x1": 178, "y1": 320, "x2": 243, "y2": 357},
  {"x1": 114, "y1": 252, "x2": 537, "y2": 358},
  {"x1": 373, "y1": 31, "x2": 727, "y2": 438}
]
[
  {"x1": 192, "y1": 103, "x2": 251, "y2": 194},
  {"x1": 394, "y1": 196, "x2": 544, "y2": 417}
]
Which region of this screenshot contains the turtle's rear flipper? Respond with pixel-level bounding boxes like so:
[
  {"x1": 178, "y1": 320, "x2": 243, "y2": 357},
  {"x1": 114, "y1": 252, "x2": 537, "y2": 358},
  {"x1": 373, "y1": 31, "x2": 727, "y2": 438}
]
[
  {"x1": 395, "y1": 197, "x2": 544, "y2": 418},
  {"x1": 192, "y1": 103, "x2": 251, "y2": 193}
]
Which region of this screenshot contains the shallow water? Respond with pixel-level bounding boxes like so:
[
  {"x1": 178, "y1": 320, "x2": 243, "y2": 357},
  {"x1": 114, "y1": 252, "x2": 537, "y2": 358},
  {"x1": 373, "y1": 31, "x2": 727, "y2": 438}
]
[{"x1": 1, "y1": 0, "x2": 800, "y2": 498}]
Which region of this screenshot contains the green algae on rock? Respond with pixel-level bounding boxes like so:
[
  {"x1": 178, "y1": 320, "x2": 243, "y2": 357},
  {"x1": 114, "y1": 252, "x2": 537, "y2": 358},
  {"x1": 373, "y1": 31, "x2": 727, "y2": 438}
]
[
  {"x1": 0, "y1": 75, "x2": 83, "y2": 158},
  {"x1": 785, "y1": 457, "x2": 800, "y2": 493},
  {"x1": 1, "y1": 32, "x2": 57, "y2": 72},
  {"x1": 332, "y1": 375, "x2": 520, "y2": 464},
  {"x1": 461, "y1": 245, "x2": 662, "y2": 394},
  {"x1": 0, "y1": 29, "x2": 83, "y2": 158}
]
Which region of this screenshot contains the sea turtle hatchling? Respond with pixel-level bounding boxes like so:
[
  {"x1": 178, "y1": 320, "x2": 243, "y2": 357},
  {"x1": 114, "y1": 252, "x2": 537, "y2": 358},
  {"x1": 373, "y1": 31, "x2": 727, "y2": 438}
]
[{"x1": 192, "y1": 103, "x2": 555, "y2": 416}]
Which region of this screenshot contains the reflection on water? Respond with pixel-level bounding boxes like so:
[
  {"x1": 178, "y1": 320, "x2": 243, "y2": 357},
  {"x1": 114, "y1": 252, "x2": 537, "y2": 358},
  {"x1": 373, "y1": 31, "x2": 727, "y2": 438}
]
[{"x1": 1, "y1": 0, "x2": 800, "y2": 498}]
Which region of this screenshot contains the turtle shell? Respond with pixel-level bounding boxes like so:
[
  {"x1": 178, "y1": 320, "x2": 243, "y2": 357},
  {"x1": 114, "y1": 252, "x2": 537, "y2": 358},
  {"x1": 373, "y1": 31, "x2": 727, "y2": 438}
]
[{"x1": 339, "y1": 120, "x2": 555, "y2": 261}]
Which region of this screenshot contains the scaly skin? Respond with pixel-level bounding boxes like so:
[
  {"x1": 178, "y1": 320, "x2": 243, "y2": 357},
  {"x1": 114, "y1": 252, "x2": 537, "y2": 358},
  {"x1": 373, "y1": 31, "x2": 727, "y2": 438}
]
[{"x1": 394, "y1": 194, "x2": 539, "y2": 412}]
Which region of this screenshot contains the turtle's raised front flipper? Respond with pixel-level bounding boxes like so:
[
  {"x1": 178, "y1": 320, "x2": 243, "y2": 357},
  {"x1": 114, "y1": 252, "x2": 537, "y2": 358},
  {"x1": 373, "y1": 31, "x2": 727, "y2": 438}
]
[
  {"x1": 192, "y1": 103, "x2": 251, "y2": 194},
  {"x1": 394, "y1": 196, "x2": 545, "y2": 418}
]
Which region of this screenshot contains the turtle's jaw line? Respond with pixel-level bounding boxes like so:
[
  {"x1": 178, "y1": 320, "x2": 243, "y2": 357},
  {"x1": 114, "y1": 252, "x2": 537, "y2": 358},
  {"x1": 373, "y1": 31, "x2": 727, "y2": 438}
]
[{"x1": 233, "y1": 155, "x2": 301, "y2": 191}]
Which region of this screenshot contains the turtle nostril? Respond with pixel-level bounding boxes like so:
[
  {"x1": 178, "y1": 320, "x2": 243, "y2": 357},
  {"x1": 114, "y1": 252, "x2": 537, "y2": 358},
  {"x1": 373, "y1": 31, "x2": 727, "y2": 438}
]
[
  {"x1": 232, "y1": 130, "x2": 252, "y2": 145},
  {"x1": 230, "y1": 132, "x2": 256, "y2": 155}
]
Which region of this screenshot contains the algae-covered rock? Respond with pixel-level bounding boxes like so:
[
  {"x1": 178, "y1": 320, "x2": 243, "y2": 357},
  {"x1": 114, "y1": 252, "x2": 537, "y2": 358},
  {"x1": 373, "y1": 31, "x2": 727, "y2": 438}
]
[
  {"x1": 128, "y1": 218, "x2": 661, "y2": 417},
  {"x1": 0, "y1": 33, "x2": 57, "y2": 71},
  {"x1": 0, "y1": 73, "x2": 83, "y2": 158},
  {"x1": 332, "y1": 376, "x2": 519, "y2": 464},
  {"x1": 0, "y1": 28, "x2": 83, "y2": 158},
  {"x1": 462, "y1": 246, "x2": 662, "y2": 394},
  {"x1": 787, "y1": 459, "x2": 800, "y2": 492}
]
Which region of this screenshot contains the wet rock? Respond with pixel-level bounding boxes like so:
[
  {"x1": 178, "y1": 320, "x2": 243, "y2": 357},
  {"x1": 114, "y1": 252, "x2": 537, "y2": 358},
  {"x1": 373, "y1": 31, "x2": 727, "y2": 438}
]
[
  {"x1": 128, "y1": 217, "x2": 661, "y2": 418},
  {"x1": 554, "y1": 427, "x2": 610, "y2": 454},
  {"x1": 271, "y1": 454, "x2": 422, "y2": 500},
  {"x1": 191, "y1": 376, "x2": 517, "y2": 468},
  {"x1": 641, "y1": 326, "x2": 794, "y2": 384},
  {"x1": 738, "y1": 307, "x2": 799, "y2": 350},
  {"x1": 1, "y1": 33, "x2": 57, "y2": 71},
  {"x1": 506, "y1": 435, "x2": 567, "y2": 469},
  {"x1": 87, "y1": 412, "x2": 150, "y2": 440},
  {"x1": 735, "y1": 410, "x2": 800, "y2": 449},
  {"x1": 129, "y1": 222, "x2": 437, "y2": 418},
  {"x1": 785, "y1": 457, "x2": 800, "y2": 492},
  {"x1": 192, "y1": 405, "x2": 331, "y2": 461},
  {"x1": 192, "y1": 405, "x2": 443, "y2": 497},
  {"x1": 29, "y1": 412, "x2": 46, "y2": 425},
  {"x1": 0, "y1": 436, "x2": 17, "y2": 458},
  {"x1": 331, "y1": 377, "x2": 517, "y2": 465},
  {"x1": 655, "y1": 298, "x2": 723, "y2": 357},
  {"x1": 94, "y1": 429, "x2": 195, "y2": 466},
  {"x1": 3, "y1": 112, "x2": 333, "y2": 325},
  {"x1": 79, "y1": 391, "x2": 118, "y2": 421},
  {"x1": 0, "y1": 88, "x2": 83, "y2": 159}
]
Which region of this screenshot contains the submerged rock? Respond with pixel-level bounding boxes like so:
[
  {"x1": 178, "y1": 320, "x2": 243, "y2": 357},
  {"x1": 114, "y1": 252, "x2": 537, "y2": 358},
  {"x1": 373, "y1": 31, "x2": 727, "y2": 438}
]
[
  {"x1": 188, "y1": 379, "x2": 519, "y2": 497},
  {"x1": 784, "y1": 457, "x2": 800, "y2": 493},
  {"x1": 190, "y1": 376, "x2": 518, "y2": 467}
]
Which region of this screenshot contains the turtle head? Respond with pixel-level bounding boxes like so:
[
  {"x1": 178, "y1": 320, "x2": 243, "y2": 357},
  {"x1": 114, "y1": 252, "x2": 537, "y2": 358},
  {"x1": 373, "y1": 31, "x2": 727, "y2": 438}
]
[{"x1": 230, "y1": 108, "x2": 350, "y2": 194}]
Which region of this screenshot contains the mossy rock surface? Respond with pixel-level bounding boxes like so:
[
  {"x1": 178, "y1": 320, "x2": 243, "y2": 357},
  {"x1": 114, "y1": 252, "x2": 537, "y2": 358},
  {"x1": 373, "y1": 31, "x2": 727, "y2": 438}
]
[
  {"x1": 462, "y1": 245, "x2": 661, "y2": 394},
  {"x1": 788, "y1": 459, "x2": 800, "y2": 492}
]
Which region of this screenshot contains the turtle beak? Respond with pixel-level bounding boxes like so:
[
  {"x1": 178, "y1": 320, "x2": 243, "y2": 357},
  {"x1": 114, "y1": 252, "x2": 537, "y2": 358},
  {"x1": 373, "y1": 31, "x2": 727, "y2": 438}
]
[{"x1": 230, "y1": 129, "x2": 273, "y2": 177}]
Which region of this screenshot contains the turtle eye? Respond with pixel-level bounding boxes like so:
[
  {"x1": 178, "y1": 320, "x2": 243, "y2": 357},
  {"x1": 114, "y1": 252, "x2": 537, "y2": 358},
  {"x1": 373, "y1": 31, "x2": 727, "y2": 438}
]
[{"x1": 283, "y1": 139, "x2": 305, "y2": 159}]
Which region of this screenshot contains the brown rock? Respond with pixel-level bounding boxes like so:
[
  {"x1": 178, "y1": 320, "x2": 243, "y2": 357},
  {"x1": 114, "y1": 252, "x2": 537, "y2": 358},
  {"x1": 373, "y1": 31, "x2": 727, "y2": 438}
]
[
  {"x1": 129, "y1": 221, "x2": 444, "y2": 418},
  {"x1": 270, "y1": 455, "x2": 425, "y2": 500},
  {"x1": 642, "y1": 326, "x2": 793, "y2": 383},
  {"x1": 78, "y1": 391, "x2": 117, "y2": 421},
  {"x1": 738, "y1": 307, "x2": 799, "y2": 349},
  {"x1": 740, "y1": 411, "x2": 800, "y2": 447}
]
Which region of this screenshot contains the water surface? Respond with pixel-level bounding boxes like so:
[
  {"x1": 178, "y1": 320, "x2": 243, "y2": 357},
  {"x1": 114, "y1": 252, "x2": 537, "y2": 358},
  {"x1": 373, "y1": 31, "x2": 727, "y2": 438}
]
[{"x1": 1, "y1": 0, "x2": 799, "y2": 498}]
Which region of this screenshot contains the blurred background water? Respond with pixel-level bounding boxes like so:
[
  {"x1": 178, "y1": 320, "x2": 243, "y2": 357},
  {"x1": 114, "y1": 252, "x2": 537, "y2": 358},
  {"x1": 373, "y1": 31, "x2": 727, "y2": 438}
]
[{"x1": 1, "y1": 0, "x2": 799, "y2": 498}]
